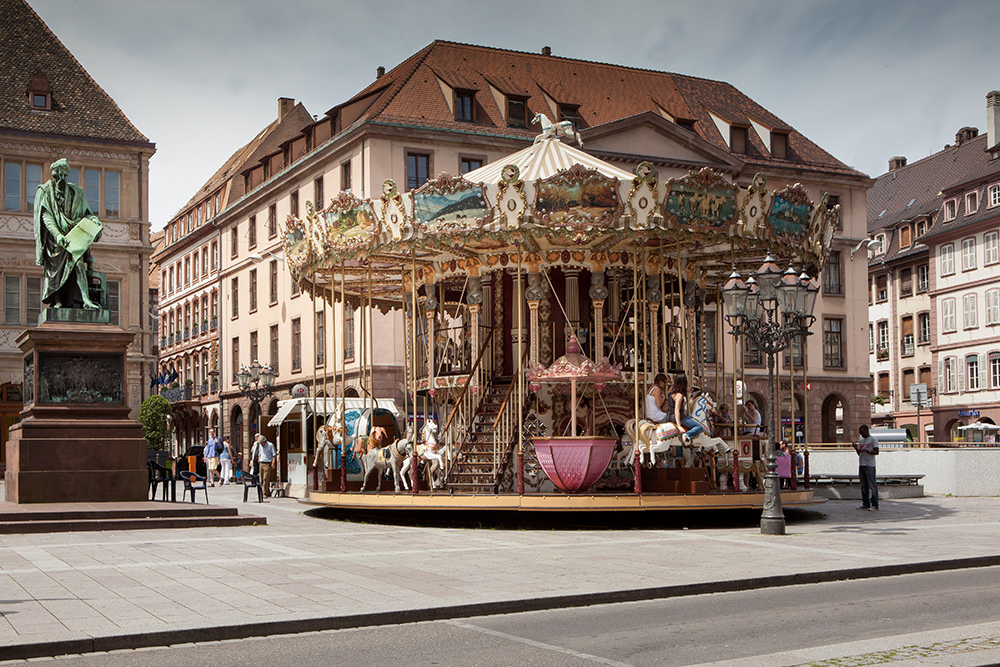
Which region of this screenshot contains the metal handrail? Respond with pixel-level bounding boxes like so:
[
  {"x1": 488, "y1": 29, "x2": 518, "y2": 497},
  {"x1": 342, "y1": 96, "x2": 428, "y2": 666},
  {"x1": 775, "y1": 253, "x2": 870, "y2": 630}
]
[{"x1": 441, "y1": 326, "x2": 497, "y2": 434}]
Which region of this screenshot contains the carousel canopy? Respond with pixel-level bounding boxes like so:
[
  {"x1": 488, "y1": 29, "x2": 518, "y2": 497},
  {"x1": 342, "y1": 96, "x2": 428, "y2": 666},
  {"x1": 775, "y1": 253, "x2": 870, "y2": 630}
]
[{"x1": 464, "y1": 135, "x2": 634, "y2": 183}]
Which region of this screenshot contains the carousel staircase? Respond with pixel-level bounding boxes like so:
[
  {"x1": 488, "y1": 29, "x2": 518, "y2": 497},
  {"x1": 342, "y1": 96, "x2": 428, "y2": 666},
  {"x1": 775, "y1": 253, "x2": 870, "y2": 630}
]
[{"x1": 446, "y1": 378, "x2": 512, "y2": 494}]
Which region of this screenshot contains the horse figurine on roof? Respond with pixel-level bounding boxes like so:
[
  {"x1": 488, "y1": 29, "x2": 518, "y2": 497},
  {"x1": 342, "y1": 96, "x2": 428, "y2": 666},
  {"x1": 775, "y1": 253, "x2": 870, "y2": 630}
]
[{"x1": 532, "y1": 113, "x2": 583, "y2": 147}]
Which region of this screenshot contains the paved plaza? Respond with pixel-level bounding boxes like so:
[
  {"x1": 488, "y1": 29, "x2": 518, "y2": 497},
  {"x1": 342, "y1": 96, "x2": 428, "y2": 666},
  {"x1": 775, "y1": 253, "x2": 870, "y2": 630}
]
[{"x1": 1, "y1": 485, "x2": 1000, "y2": 661}]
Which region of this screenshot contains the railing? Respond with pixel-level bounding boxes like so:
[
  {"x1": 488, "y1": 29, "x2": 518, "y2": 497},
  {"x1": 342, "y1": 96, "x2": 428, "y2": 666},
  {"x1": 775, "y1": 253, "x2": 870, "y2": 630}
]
[
  {"x1": 876, "y1": 344, "x2": 889, "y2": 361},
  {"x1": 421, "y1": 323, "x2": 493, "y2": 378},
  {"x1": 210, "y1": 318, "x2": 218, "y2": 331},
  {"x1": 161, "y1": 386, "x2": 193, "y2": 402},
  {"x1": 901, "y1": 335, "x2": 914, "y2": 357},
  {"x1": 441, "y1": 326, "x2": 498, "y2": 453},
  {"x1": 490, "y1": 345, "x2": 533, "y2": 491}
]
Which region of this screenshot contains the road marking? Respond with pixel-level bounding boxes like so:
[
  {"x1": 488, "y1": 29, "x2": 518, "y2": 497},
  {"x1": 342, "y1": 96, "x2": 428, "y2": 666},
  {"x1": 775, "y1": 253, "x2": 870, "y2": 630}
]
[{"x1": 446, "y1": 620, "x2": 635, "y2": 667}]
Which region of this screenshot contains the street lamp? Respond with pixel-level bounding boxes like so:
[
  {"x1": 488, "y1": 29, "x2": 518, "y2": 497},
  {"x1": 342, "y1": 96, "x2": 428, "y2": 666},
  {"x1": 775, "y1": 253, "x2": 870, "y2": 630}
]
[
  {"x1": 237, "y1": 359, "x2": 276, "y2": 408},
  {"x1": 723, "y1": 254, "x2": 819, "y2": 535}
]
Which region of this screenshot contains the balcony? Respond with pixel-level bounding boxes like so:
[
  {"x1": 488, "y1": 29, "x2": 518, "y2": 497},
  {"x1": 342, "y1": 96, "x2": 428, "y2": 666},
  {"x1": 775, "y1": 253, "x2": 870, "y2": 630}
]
[
  {"x1": 161, "y1": 386, "x2": 193, "y2": 403},
  {"x1": 168, "y1": 334, "x2": 174, "y2": 347},
  {"x1": 876, "y1": 344, "x2": 889, "y2": 362},
  {"x1": 210, "y1": 318, "x2": 218, "y2": 331}
]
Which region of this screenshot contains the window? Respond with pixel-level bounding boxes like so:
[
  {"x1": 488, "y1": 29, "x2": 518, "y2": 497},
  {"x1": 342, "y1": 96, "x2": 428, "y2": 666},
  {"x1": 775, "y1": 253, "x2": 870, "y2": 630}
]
[
  {"x1": 988, "y1": 290, "x2": 1000, "y2": 325},
  {"x1": 876, "y1": 275, "x2": 888, "y2": 302},
  {"x1": 901, "y1": 369, "x2": 915, "y2": 402},
  {"x1": 963, "y1": 294, "x2": 978, "y2": 329},
  {"x1": 314, "y1": 176, "x2": 324, "y2": 210},
  {"x1": 184, "y1": 258, "x2": 190, "y2": 286},
  {"x1": 985, "y1": 232, "x2": 999, "y2": 265},
  {"x1": 967, "y1": 355, "x2": 981, "y2": 391},
  {"x1": 248, "y1": 214, "x2": 256, "y2": 249},
  {"x1": 316, "y1": 310, "x2": 325, "y2": 366},
  {"x1": 341, "y1": 162, "x2": 351, "y2": 193},
  {"x1": 202, "y1": 247, "x2": 209, "y2": 277},
  {"x1": 249, "y1": 268, "x2": 257, "y2": 312},
  {"x1": 940, "y1": 244, "x2": 955, "y2": 275},
  {"x1": 104, "y1": 171, "x2": 120, "y2": 218},
  {"x1": 558, "y1": 104, "x2": 582, "y2": 126},
  {"x1": 730, "y1": 126, "x2": 748, "y2": 154},
  {"x1": 4, "y1": 162, "x2": 20, "y2": 211},
  {"x1": 4, "y1": 275, "x2": 20, "y2": 325},
  {"x1": 269, "y1": 260, "x2": 278, "y2": 305},
  {"x1": 231, "y1": 225, "x2": 238, "y2": 258},
  {"x1": 744, "y1": 337, "x2": 762, "y2": 366},
  {"x1": 343, "y1": 306, "x2": 355, "y2": 360},
  {"x1": 961, "y1": 237, "x2": 977, "y2": 271},
  {"x1": 25, "y1": 275, "x2": 40, "y2": 326},
  {"x1": 289, "y1": 190, "x2": 299, "y2": 218},
  {"x1": 823, "y1": 252, "x2": 842, "y2": 294},
  {"x1": 30, "y1": 92, "x2": 50, "y2": 110},
  {"x1": 941, "y1": 298, "x2": 956, "y2": 333},
  {"x1": 918, "y1": 312, "x2": 931, "y2": 343},
  {"x1": 270, "y1": 325, "x2": 279, "y2": 375},
  {"x1": 877, "y1": 372, "x2": 890, "y2": 398},
  {"x1": 194, "y1": 203, "x2": 201, "y2": 227},
  {"x1": 944, "y1": 198, "x2": 957, "y2": 221},
  {"x1": 231, "y1": 277, "x2": 239, "y2": 318},
  {"x1": 916, "y1": 220, "x2": 926, "y2": 237},
  {"x1": 877, "y1": 320, "x2": 889, "y2": 358},
  {"x1": 898, "y1": 267, "x2": 912, "y2": 298},
  {"x1": 944, "y1": 357, "x2": 956, "y2": 393},
  {"x1": 192, "y1": 253, "x2": 199, "y2": 282},
  {"x1": 824, "y1": 318, "x2": 844, "y2": 368},
  {"x1": 771, "y1": 132, "x2": 788, "y2": 159},
  {"x1": 504, "y1": 97, "x2": 526, "y2": 127},
  {"x1": 231, "y1": 337, "x2": 240, "y2": 384},
  {"x1": 455, "y1": 90, "x2": 475, "y2": 122},
  {"x1": 900, "y1": 225, "x2": 912, "y2": 248},
  {"x1": 704, "y1": 311, "x2": 718, "y2": 363},
  {"x1": 990, "y1": 184, "x2": 1000, "y2": 208},
  {"x1": 460, "y1": 157, "x2": 483, "y2": 175},
  {"x1": 406, "y1": 153, "x2": 429, "y2": 190},
  {"x1": 966, "y1": 191, "x2": 979, "y2": 215},
  {"x1": 901, "y1": 315, "x2": 914, "y2": 356},
  {"x1": 869, "y1": 324, "x2": 874, "y2": 353},
  {"x1": 917, "y1": 264, "x2": 929, "y2": 292},
  {"x1": 249, "y1": 331, "x2": 258, "y2": 366},
  {"x1": 214, "y1": 192, "x2": 221, "y2": 217},
  {"x1": 268, "y1": 203, "x2": 277, "y2": 238},
  {"x1": 211, "y1": 241, "x2": 218, "y2": 271},
  {"x1": 291, "y1": 317, "x2": 302, "y2": 371},
  {"x1": 991, "y1": 353, "x2": 1000, "y2": 389}
]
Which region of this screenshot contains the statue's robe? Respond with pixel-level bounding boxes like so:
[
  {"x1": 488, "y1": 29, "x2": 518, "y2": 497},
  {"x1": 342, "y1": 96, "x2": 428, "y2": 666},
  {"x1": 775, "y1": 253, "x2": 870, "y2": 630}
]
[{"x1": 33, "y1": 179, "x2": 103, "y2": 305}]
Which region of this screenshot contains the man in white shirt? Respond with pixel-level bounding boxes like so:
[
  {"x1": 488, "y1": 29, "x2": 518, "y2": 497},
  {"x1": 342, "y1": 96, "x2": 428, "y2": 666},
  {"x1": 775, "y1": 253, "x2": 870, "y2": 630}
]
[{"x1": 252, "y1": 434, "x2": 278, "y2": 498}]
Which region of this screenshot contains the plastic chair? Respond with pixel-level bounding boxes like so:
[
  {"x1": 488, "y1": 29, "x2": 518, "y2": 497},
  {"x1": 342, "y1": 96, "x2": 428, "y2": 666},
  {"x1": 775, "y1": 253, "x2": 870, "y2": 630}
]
[
  {"x1": 148, "y1": 461, "x2": 176, "y2": 501},
  {"x1": 242, "y1": 470, "x2": 263, "y2": 502},
  {"x1": 179, "y1": 470, "x2": 209, "y2": 503}
]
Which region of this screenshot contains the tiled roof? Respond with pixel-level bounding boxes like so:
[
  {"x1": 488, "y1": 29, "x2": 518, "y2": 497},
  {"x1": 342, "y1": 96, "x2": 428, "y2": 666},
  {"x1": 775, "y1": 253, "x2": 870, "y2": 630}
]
[
  {"x1": 0, "y1": 0, "x2": 149, "y2": 144},
  {"x1": 866, "y1": 135, "x2": 988, "y2": 252},
  {"x1": 912, "y1": 138, "x2": 1000, "y2": 242},
  {"x1": 332, "y1": 41, "x2": 864, "y2": 179}
]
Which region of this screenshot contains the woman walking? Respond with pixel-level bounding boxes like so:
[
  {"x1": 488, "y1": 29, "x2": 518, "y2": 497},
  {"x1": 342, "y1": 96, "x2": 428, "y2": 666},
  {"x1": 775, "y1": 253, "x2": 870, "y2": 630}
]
[{"x1": 219, "y1": 436, "x2": 233, "y2": 485}]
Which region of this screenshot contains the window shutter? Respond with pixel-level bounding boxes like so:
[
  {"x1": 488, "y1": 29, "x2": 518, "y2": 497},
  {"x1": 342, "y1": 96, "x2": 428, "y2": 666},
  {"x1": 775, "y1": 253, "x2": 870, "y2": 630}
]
[
  {"x1": 957, "y1": 358, "x2": 965, "y2": 394},
  {"x1": 939, "y1": 359, "x2": 945, "y2": 393},
  {"x1": 981, "y1": 353, "x2": 989, "y2": 389}
]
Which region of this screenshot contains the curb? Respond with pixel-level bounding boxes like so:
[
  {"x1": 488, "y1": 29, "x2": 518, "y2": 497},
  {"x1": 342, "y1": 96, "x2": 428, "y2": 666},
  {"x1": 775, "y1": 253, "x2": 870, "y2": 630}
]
[{"x1": 6, "y1": 554, "x2": 1000, "y2": 661}]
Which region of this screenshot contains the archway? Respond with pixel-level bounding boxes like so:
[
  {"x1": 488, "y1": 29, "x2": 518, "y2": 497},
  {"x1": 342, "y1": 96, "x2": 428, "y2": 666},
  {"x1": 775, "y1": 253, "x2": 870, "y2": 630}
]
[
  {"x1": 231, "y1": 405, "x2": 244, "y2": 455},
  {"x1": 779, "y1": 392, "x2": 805, "y2": 444},
  {"x1": 344, "y1": 386, "x2": 360, "y2": 398},
  {"x1": 822, "y1": 394, "x2": 846, "y2": 444},
  {"x1": 746, "y1": 391, "x2": 766, "y2": 436},
  {"x1": 946, "y1": 419, "x2": 964, "y2": 443}
]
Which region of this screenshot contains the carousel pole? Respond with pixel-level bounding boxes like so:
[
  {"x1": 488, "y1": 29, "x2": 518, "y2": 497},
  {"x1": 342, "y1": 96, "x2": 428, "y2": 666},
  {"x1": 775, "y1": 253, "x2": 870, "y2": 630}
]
[
  {"x1": 410, "y1": 250, "x2": 419, "y2": 494},
  {"x1": 368, "y1": 262, "x2": 375, "y2": 425},
  {"x1": 323, "y1": 281, "x2": 330, "y2": 487},
  {"x1": 339, "y1": 265, "x2": 347, "y2": 493},
  {"x1": 677, "y1": 242, "x2": 688, "y2": 375},
  {"x1": 660, "y1": 261, "x2": 668, "y2": 375},
  {"x1": 633, "y1": 245, "x2": 641, "y2": 495},
  {"x1": 517, "y1": 244, "x2": 525, "y2": 495},
  {"x1": 311, "y1": 270, "x2": 318, "y2": 492},
  {"x1": 730, "y1": 243, "x2": 741, "y2": 491},
  {"x1": 715, "y1": 286, "x2": 721, "y2": 404}
]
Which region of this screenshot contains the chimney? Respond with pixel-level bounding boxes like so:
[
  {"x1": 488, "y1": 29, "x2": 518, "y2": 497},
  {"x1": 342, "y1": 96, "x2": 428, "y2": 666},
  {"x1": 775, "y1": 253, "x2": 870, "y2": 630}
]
[
  {"x1": 889, "y1": 156, "x2": 907, "y2": 171},
  {"x1": 376, "y1": 66, "x2": 385, "y2": 78},
  {"x1": 988, "y1": 90, "x2": 1000, "y2": 149},
  {"x1": 955, "y1": 126, "x2": 979, "y2": 146},
  {"x1": 541, "y1": 46, "x2": 552, "y2": 56},
  {"x1": 278, "y1": 97, "x2": 294, "y2": 121}
]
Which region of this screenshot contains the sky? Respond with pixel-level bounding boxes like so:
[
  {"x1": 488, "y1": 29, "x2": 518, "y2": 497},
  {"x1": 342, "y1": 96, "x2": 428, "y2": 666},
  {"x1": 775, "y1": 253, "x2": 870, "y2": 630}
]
[{"x1": 28, "y1": 0, "x2": 999, "y2": 230}]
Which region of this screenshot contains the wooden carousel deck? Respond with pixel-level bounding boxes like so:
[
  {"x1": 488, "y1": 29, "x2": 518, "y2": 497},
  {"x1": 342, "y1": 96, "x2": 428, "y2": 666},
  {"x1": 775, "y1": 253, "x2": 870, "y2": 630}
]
[{"x1": 301, "y1": 489, "x2": 823, "y2": 512}]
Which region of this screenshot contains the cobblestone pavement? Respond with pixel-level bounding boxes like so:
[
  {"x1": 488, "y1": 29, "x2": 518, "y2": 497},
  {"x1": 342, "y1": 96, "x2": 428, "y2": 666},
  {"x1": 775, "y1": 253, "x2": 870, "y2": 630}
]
[{"x1": 2, "y1": 484, "x2": 1000, "y2": 662}]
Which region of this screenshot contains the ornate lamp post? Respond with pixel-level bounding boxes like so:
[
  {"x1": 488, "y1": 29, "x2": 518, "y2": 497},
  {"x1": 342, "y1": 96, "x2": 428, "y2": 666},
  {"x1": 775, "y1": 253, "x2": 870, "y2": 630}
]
[
  {"x1": 723, "y1": 254, "x2": 819, "y2": 535},
  {"x1": 237, "y1": 359, "x2": 277, "y2": 413}
]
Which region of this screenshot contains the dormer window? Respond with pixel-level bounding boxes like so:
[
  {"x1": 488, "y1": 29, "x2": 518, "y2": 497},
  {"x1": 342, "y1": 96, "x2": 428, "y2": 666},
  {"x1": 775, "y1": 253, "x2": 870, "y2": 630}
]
[
  {"x1": 676, "y1": 118, "x2": 696, "y2": 132},
  {"x1": 944, "y1": 198, "x2": 957, "y2": 221},
  {"x1": 730, "y1": 126, "x2": 748, "y2": 154},
  {"x1": 916, "y1": 219, "x2": 926, "y2": 237},
  {"x1": 27, "y1": 72, "x2": 52, "y2": 111},
  {"x1": 558, "y1": 104, "x2": 582, "y2": 127},
  {"x1": 507, "y1": 97, "x2": 527, "y2": 127},
  {"x1": 455, "y1": 90, "x2": 475, "y2": 122},
  {"x1": 771, "y1": 132, "x2": 788, "y2": 159},
  {"x1": 966, "y1": 191, "x2": 979, "y2": 215},
  {"x1": 900, "y1": 225, "x2": 912, "y2": 248}
]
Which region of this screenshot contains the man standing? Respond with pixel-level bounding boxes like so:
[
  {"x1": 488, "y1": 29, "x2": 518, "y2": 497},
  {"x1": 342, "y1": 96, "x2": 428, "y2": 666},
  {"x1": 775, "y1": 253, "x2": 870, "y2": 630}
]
[
  {"x1": 252, "y1": 434, "x2": 277, "y2": 498},
  {"x1": 33, "y1": 158, "x2": 102, "y2": 309},
  {"x1": 204, "y1": 428, "x2": 221, "y2": 486},
  {"x1": 854, "y1": 424, "x2": 880, "y2": 511}
]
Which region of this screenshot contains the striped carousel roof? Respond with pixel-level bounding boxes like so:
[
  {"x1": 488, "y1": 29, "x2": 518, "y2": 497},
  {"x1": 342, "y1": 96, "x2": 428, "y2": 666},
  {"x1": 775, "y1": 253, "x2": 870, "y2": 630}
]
[{"x1": 463, "y1": 136, "x2": 635, "y2": 184}]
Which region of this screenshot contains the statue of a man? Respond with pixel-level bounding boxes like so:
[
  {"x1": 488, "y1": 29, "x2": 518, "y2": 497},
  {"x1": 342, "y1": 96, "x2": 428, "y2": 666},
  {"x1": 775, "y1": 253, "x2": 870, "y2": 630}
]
[{"x1": 33, "y1": 159, "x2": 102, "y2": 309}]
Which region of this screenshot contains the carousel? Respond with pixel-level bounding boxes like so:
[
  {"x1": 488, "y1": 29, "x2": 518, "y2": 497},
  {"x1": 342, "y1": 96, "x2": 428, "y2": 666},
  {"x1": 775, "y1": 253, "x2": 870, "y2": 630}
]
[{"x1": 287, "y1": 117, "x2": 838, "y2": 513}]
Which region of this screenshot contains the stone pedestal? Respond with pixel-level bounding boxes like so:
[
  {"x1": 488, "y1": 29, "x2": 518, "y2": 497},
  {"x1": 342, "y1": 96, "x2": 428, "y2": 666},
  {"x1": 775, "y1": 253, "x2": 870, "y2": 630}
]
[{"x1": 5, "y1": 321, "x2": 147, "y2": 503}]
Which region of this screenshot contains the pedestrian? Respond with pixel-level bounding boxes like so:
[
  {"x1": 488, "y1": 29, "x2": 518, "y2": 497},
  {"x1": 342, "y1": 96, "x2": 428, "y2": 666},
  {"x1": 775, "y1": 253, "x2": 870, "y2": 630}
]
[
  {"x1": 854, "y1": 424, "x2": 880, "y2": 511},
  {"x1": 251, "y1": 433, "x2": 277, "y2": 498},
  {"x1": 219, "y1": 435, "x2": 233, "y2": 485},
  {"x1": 204, "y1": 428, "x2": 221, "y2": 486}
]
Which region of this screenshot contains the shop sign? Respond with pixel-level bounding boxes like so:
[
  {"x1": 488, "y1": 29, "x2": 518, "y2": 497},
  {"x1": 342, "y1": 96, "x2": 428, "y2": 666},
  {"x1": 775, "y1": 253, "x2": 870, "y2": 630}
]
[{"x1": 958, "y1": 409, "x2": 980, "y2": 417}]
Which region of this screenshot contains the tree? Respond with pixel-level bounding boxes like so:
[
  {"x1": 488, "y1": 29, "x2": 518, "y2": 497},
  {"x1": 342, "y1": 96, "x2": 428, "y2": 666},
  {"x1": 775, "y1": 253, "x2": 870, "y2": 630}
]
[{"x1": 139, "y1": 395, "x2": 171, "y2": 450}]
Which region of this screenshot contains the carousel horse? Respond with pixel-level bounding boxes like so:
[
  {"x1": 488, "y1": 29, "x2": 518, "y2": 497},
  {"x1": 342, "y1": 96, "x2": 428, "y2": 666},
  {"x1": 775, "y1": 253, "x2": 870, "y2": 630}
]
[
  {"x1": 352, "y1": 425, "x2": 389, "y2": 457},
  {"x1": 358, "y1": 430, "x2": 408, "y2": 493},
  {"x1": 532, "y1": 113, "x2": 583, "y2": 147},
  {"x1": 399, "y1": 419, "x2": 447, "y2": 490},
  {"x1": 312, "y1": 406, "x2": 355, "y2": 471}
]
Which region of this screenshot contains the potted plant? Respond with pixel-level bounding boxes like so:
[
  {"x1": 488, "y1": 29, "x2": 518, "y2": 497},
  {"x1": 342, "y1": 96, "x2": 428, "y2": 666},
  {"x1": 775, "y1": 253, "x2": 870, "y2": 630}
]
[
  {"x1": 871, "y1": 394, "x2": 885, "y2": 405},
  {"x1": 139, "y1": 395, "x2": 171, "y2": 467}
]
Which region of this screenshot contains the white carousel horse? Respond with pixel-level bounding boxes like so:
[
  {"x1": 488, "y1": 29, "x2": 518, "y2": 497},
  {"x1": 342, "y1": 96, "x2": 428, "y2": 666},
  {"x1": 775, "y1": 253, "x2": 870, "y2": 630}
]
[
  {"x1": 532, "y1": 113, "x2": 583, "y2": 147},
  {"x1": 359, "y1": 431, "x2": 408, "y2": 493},
  {"x1": 312, "y1": 406, "x2": 355, "y2": 471},
  {"x1": 399, "y1": 420, "x2": 447, "y2": 490}
]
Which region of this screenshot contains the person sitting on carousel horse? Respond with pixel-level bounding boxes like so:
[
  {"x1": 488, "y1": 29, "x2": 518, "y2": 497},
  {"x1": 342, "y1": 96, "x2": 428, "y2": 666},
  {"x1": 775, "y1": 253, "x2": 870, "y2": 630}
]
[
  {"x1": 645, "y1": 373, "x2": 670, "y2": 423},
  {"x1": 667, "y1": 373, "x2": 704, "y2": 445}
]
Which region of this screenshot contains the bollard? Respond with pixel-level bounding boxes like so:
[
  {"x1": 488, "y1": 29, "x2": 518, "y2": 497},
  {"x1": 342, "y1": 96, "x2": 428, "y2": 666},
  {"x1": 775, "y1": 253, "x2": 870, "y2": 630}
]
[
  {"x1": 732, "y1": 448, "x2": 740, "y2": 492},
  {"x1": 633, "y1": 447, "x2": 642, "y2": 494},
  {"x1": 804, "y1": 449, "x2": 811, "y2": 490},
  {"x1": 517, "y1": 449, "x2": 524, "y2": 495},
  {"x1": 340, "y1": 447, "x2": 347, "y2": 493}
]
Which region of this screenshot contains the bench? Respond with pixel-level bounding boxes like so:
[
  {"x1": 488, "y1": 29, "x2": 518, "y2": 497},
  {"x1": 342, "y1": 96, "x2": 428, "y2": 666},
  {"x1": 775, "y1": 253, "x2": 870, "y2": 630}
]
[{"x1": 812, "y1": 474, "x2": 925, "y2": 486}]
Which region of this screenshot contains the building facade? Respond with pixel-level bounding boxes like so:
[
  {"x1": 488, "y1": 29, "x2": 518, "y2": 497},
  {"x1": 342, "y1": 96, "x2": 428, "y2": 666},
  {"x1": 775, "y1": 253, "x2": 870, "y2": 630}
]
[
  {"x1": 867, "y1": 91, "x2": 1000, "y2": 443},
  {"x1": 154, "y1": 41, "x2": 873, "y2": 468},
  {"x1": 0, "y1": 0, "x2": 156, "y2": 471}
]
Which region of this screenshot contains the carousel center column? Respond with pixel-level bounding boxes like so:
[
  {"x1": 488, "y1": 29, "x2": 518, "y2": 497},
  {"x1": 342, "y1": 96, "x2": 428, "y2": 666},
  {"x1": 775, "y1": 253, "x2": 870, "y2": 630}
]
[
  {"x1": 588, "y1": 260, "x2": 609, "y2": 360},
  {"x1": 424, "y1": 278, "x2": 438, "y2": 391},
  {"x1": 646, "y1": 271, "x2": 662, "y2": 373}
]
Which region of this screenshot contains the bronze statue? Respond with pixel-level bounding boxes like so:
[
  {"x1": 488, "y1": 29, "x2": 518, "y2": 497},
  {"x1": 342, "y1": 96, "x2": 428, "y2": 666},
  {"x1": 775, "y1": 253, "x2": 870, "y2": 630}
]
[{"x1": 33, "y1": 158, "x2": 102, "y2": 309}]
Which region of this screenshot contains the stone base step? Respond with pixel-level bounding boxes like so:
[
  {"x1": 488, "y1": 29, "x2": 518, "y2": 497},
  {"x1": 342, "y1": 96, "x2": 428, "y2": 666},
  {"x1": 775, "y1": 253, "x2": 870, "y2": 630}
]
[{"x1": 0, "y1": 502, "x2": 266, "y2": 534}]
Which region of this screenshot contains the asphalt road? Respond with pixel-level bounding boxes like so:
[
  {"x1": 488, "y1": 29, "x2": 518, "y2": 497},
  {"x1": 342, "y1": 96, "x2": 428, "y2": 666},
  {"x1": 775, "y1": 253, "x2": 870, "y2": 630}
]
[{"x1": 15, "y1": 567, "x2": 1000, "y2": 667}]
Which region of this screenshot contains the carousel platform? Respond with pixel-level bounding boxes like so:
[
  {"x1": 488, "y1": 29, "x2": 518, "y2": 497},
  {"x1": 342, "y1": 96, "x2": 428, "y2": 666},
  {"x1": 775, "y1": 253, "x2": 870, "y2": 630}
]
[{"x1": 301, "y1": 489, "x2": 822, "y2": 512}]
